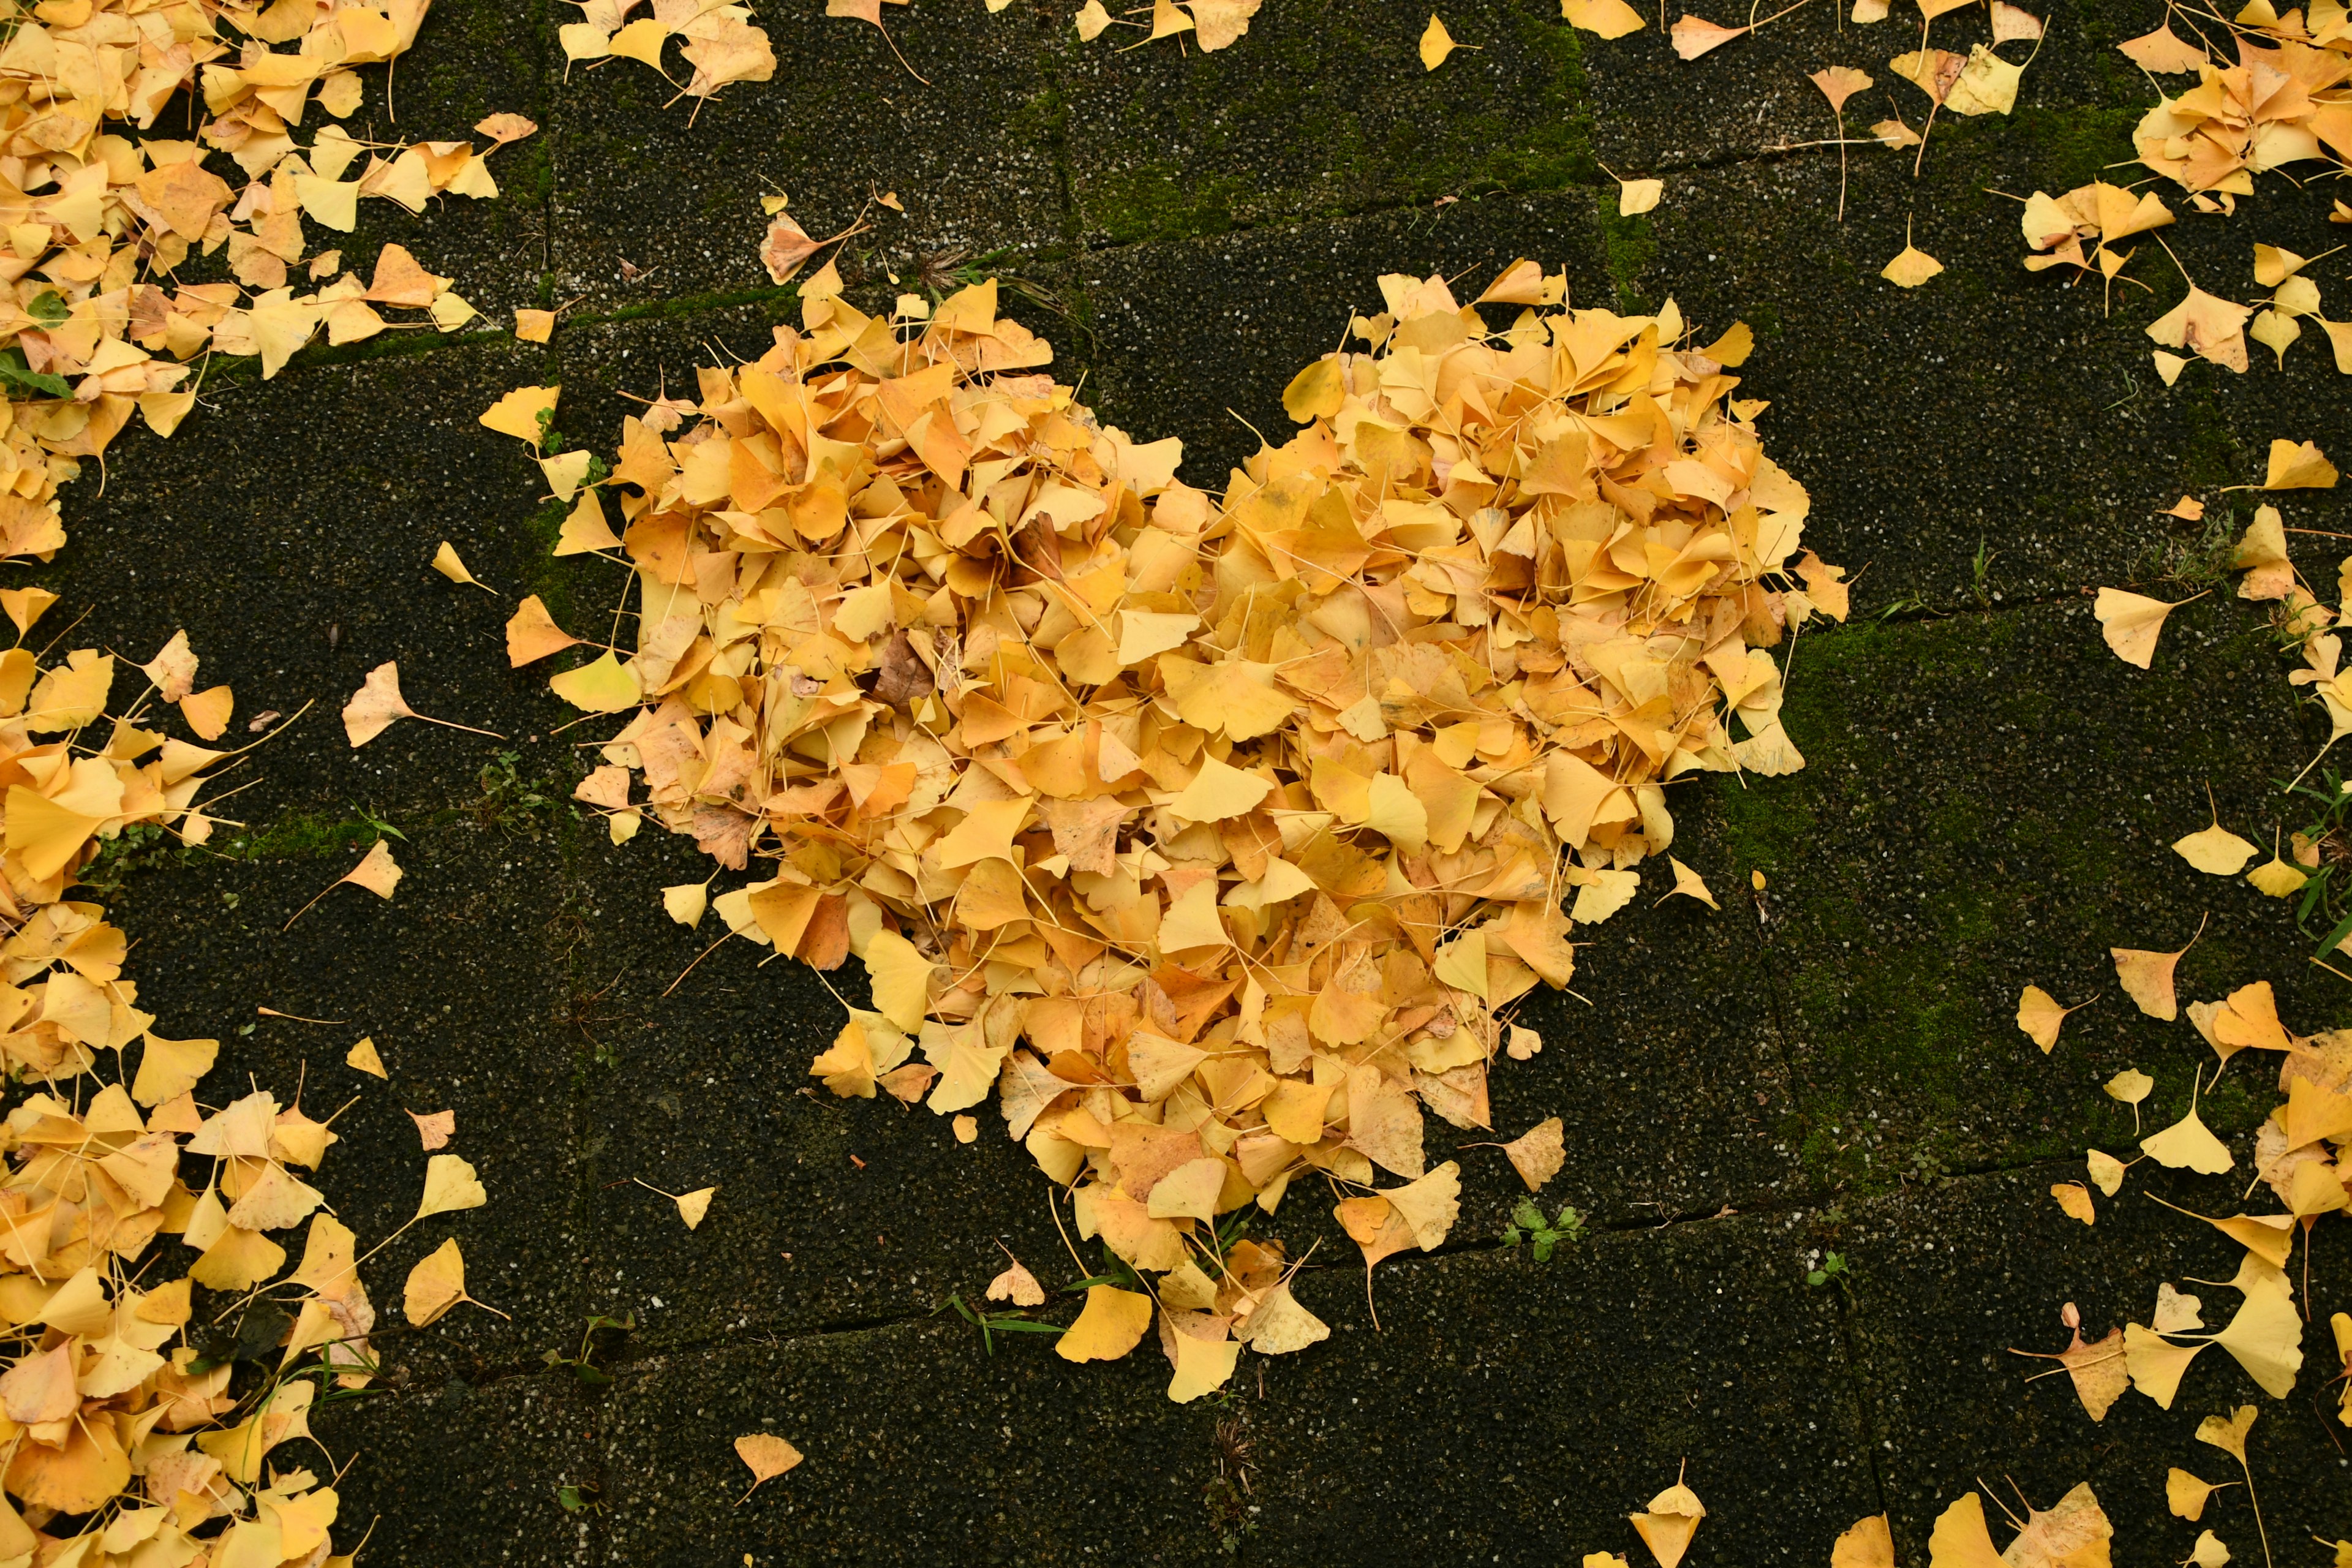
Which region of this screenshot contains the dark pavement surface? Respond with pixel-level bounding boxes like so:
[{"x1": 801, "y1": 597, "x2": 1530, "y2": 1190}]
[{"x1": 43, "y1": 0, "x2": 2352, "y2": 1559}]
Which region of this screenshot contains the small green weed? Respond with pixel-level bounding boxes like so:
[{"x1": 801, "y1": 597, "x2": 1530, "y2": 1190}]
[
  {"x1": 541, "y1": 1311, "x2": 635, "y2": 1387},
  {"x1": 941, "y1": 1292, "x2": 1065, "y2": 1355},
  {"x1": 1499, "y1": 1199, "x2": 1584, "y2": 1261}
]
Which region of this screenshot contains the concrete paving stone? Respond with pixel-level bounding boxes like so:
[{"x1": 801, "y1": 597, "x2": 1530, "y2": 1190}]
[
  {"x1": 34, "y1": 337, "x2": 564, "y2": 823},
  {"x1": 598, "y1": 1321, "x2": 1229, "y2": 1566},
  {"x1": 1242, "y1": 1208, "x2": 1880, "y2": 1564},
  {"x1": 546, "y1": 3, "x2": 1066, "y2": 312},
  {"x1": 98, "y1": 821, "x2": 589, "y2": 1388},
  {"x1": 1730, "y1": 598, "x2": 2328, "y2": 1188},
  {"x1": 1057, "y1": 0, "x2": 1586, "y2": 247},
  {"x1": 1080, "y1": 188, "x2": 1610, "y2": 488},
  {"x1": 558, "y1": 831, "x2": 1077, "y2": 1349},
  {"x1": 1446, "y1": 798, "x2": 1809, "y2": 1248},
  {"x1": 1583, "y1": 0, "x2": 2165, "y2": 173},
  {"x1": 1842, "y1": 1164, "x2": 2352, "y2": 1563},
  {"x1": 1607, "y1": 125, "x2": 2352, "y2": 609},
  {"x1": 313, "y1": 1368, "x2": 600, "y2": 1567}
]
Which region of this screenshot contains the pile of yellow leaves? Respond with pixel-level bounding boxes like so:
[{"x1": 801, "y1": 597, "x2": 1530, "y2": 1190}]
[
  {"x1": 0, "y1": 595, "x2": 461, "y2": 1564},
  {"x1": 0, "y1": 0, "x2": 531, "y2": 567},
  {"x1": 509, "y1": 248, "x2": 1839, "y2": 1401},
  {"x1": 2122, "y1": 5, "x2": 2352, "y2": 211}
]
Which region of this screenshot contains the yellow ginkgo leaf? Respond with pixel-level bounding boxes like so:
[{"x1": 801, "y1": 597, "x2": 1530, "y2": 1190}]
[
  {"x1": 505, "y1": 596, "x2": 581, "y2": 666},
  {"x1": 2248, "y1": 848, "x2": 2309, "y2": 896},
  {"x1": 2263, "y1": 436, "x2": 2337, "y2": 490},
  {"x1": 2173, "y1": 789, "x2": 2256, "y2": 875},
  {"x1": 548, "y1": 650, "x2": 641, "y2": 713},
  {"x1": 2051, "y1": 1181, "x2": 2096, "y2": 1224},
  {"x1": 2113, "y1": 920, "x2": 2201, "y2": 1020},
  {"x1": 404, "y1": 1237, "x2": 468, "y2": 1326},
  {"x1": 663, "y1": 882, "x2": 709, "y2": 929},
  {"x1": 2142, "y1": 1090, "x2": 2234, "y2": 1174},
  {"x1": 2014, "y1": 984, "x2": 2092, "y2": 1052},
  {"x1": 431, "y1": 541, "x2": 494, "y2": 592},
  {"x1": 1561, "y1": 0, "x2": 1646, "y2": 35},
  {"x1": 284, "y1": 840, "x2": 402, "y2": 930},
  {"x1": 1829, "y1": 1514, "x2": 1894, "y2": 1568},
  {"x1": 1665, "y1": 857, "x2": 1718, "y2": 909},
  {"x1": 347, "y1": 1035, "x2": 387, "y2": 1078},
  {"x1": 1618, "y1": 178, "x2": 1664, "y2": 216},
  {"x1": 2166, "y1": 1468, "x2": 2227, "y2": 1521},
  {"x1": 1629, "y1": 1476, "x2": 1706, "y2": 1568},
  {"x1": 479, "y1": 383, "x2": 559, "y2": 445},
  {"x1": 1056, "y1": 1285, "x2": 1153, "y2": 1362},
  {"x1": 1881, "y1": 242, "x2": 1943, "y2": 288},
  {"x1": 735, "y1": 1433, "x2": 803, "y2": 1496},
  {"x1": 2086, "y1": 1148, "x2": 2127, "y2": 1195},
  {"x1": 416, "y1": 1153, "x2": 487, "y2": 1219},
  {"x1": 180, "y1": 684, "x2": 233, "y2": 740},
  {"x1": 2094, "y1": 587, "x2": 2199, "y2": 668},
  {"x1": 1419, "y1": 12, "x2": 1458, "y2": 67},
  {"x1": 1281, "y1": 356, "x2": 1344, "y2": 426}
]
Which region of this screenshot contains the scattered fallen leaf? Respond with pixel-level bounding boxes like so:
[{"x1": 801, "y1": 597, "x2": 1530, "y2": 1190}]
[
  {"x1": 1499, "y1": 1117, "x2": 1565, "y2": 1190},
  {"x1": 1629, "y1": 1474, "x2": 1706, "y2": 1568},
  {"x1": 2095, "y1": 587, "x2": 2201, "y2": 668},
  {"x1": 2113, "y1": 927, "x2": 2200, "y2": 1020},
  {"x1": 1882, "y1": 239, "x2": 1944, "y2": 288},
  {"x1": 1670, "y1": 13, "x2": 1748, "y2": 58},
  {"x1": 432, "y1": 541, "x2": 493, "y2": 592},
  {"x1": 1419, "y1": 13, "x2": 1459, "y2": 67},
  {"x1": 2015, "y1": 984, "x2": 2092, "y2": 1052},
  {"x1": 417, "y1": 1153, "x2": 488, "y2": 1219},
  {"x1": 734, "y1": 1433, "x2": 803, "y2": 1497},
  {"x1": 342, "y1": 661, "x2": 502, "y2": 747},
  {"x1": 284, "y1": 840, "x2": 403, "y2": 929},
  {"x1": 408, "y1": 1109, "x2": 454, "y2": 1151}
]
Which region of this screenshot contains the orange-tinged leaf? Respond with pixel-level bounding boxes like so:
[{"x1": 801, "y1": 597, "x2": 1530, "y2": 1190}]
[
  {"x1": 506, "y1": 595, "x2": 581, "y2": 666},
  {"x1": 1669, "y1": 13, "x2": 1747, "y2": 57},
  {"x1": 735, "y1": 1432, "x2": 803, "y2": 1494},
  {"x1": 2112, "y1": 940, "x2": 2192, "y2": 1020},
  {"x1": 1809, "y1": 66, "x2": 1872, "y2": 111},
  {"x1": 1500, "y1": 1116, "x2": 1564, "y2": 1190},
  {"x1": 2118, "y1": 21, "x2": 2207, "y2": 70}
]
